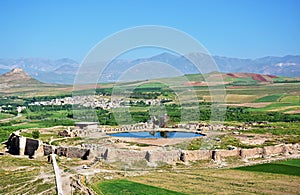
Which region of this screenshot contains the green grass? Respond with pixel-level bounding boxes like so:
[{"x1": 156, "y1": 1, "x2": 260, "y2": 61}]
[
  {"x1": 253, "y1": 94, "x2": 284, "y2": 102},
  {"x1": 278, "y1": 159, "x2": 300, "y2": 167},
  {"x1": 280, "y1": 95, "x2": 300, "y2": 103},
  {"x1": 234, "y1": 159, "x2": 300, "y2": 177},
  {"x1": 249, "y1": 102, "x2": 299, "y2": 112},
  {"x1": 231, "y1": 77, "x2": 258, "y2": 86},
  {"x1": 0, "y1": 156, "x2": 55, "y2": 194},
  {"x1": 0, "y1": 113, "x2": 13, "y2": 120},
  {"x1": 51, "y1": 137, "x2": 82, "y2": 146},
  {"x1": 0, "y1": 118, "x2": 74, "y2": 142},
  {"x1": 244, "y1": 122, "x2": 300, "y2": 135},
  {"x1": 95, "y1": 179, "x2": 185, "y2": 195}
]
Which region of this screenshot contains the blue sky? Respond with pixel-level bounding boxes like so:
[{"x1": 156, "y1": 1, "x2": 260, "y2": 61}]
[{"x1": 0, "y1": 0, "x2": 299, "y2": 61}]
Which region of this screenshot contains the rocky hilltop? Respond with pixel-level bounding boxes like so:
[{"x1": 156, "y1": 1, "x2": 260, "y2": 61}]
[{"x1": 0, "y1": 68, "x2": 42, "y2": 89}]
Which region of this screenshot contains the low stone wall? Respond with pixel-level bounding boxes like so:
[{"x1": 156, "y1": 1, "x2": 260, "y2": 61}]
[
  {"x1": 103, "y1": 148, "x2": 147, "y2": 162},
  {"x1": 263, "y1": 145, "x2": 285, "y2": 157},
  {"x1": 96, "y1": 143, "x2": 299, "y2": 165},
  {"x1": 67, "y1": 147, "x2": 90, "y2": 160},
  {"x1": 240, "y1": 148, "x2": 264, "y2": 159},
  {"x1": 146, "y1": 150, "x2": 181, "y2": 164},
  {"x1": 180, "y1": 150, "x2": 211, "y2": 162},
  {"x1": 212, "y1": 149, "x2": 240, "y2": 161},
  {"x1": 43, "y1": 144, "x2": 91, "y2": 160},
  {"x1": 283, "y1": 144, "x2": 299, "y2": 155},
  {"x1": 46, "y1": 143, "x2": 299, "y2": 164},
  {"x1": 43, "y1": 144, "x2": 54, "y2": 155}
]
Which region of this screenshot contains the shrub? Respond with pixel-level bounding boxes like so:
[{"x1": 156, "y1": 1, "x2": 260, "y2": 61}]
[{"x1": 32, "y1": 130, "x2": 40, "y2": 139}]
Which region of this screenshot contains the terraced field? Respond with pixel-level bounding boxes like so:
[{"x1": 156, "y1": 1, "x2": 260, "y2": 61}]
[{"x1": 0, "y1": 155, "x2": 56, "y2": 194}]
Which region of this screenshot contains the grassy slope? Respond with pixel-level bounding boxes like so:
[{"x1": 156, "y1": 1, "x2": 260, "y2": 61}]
[
  {"x1": 0, "y1": 155, "x2": 56, "y2": 194},
  {"x1": 123, "y1": 160, "x2": 300, "y2": 194},
  {"x1": 94, "y1": 179, "x2": 184, "y2": 195},
  {"x1": 0, "y1": 113, "x2": 13, "y2": 120},
  {"x1": 234, "y1": 159, "x2": 300, "y2": 177}
]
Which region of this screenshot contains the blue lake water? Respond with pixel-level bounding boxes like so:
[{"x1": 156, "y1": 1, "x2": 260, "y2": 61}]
[{"x1": 109, "y1": 131, "x2": 204, "y2": 139}]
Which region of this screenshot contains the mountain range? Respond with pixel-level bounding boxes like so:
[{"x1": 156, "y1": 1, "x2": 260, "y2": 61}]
[{"x1": 0, "y1": 53, "x2": 299, "y2": 84}]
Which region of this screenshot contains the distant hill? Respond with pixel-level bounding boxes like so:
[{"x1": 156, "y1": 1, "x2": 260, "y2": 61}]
[
  {"x1": 0, "y1": 58, "x2": 79, "y2": 84},
  {"x1": 0, "y1": 68, "x2": 42, "y2": 89},
  {"x1": 0, "y1": 54, "x2": 299, "y2": 84},
  {"x1": 0, "y1": 68, "x2": 74, "y2": 96}
]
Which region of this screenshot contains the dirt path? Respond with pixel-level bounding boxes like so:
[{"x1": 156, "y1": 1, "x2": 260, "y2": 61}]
[
  {"x1": 49, "y1": 137, "x2": 69, "y2": 145},
  {"x1": 51, "y1": 154, "x2": 64, "y2": 195}
]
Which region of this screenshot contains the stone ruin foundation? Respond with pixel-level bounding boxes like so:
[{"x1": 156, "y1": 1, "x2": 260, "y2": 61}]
[{"x1": 3, "y1": 133, "x2": 299, "y2": 166}]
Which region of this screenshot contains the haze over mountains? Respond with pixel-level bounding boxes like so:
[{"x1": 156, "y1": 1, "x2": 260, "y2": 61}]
[{"x1": 0, "y1": 53, "x2": 299, "y2": 84}]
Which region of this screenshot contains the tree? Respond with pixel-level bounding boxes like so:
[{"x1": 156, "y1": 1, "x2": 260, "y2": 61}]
[{"x1": 32, "y1": 130, "x2": 40, "y2": 139}]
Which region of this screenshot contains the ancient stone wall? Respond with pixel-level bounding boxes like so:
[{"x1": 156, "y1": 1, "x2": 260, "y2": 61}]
[
  {"x1": 263, "y1": 145, "x2": 284, "y2": 157},
  {"x1": 28, "y1": 139, "x2": 43, "y2": 158},
  {"x1": 43, "y1": 144, "x2": 54, "y2": 155},
  {"x1": 103, "y1": 148, "x2": 147, "y2": 163},
  {"x1": 146, "y1": 150, "x2": 181, "y2": 164},
  {"x1": 240, "y1": 148, "x2": 263, "y2": 159},
  {"x1": 55, "y1": 146, "x2": 90, "y2": 159},
  {"x1": 67, "y1": 147, "x2": 90, "y2": 160},
  {"x1": 5, "y1": 133, "x2": 43, "y2": 158},
  {"x1": 180, "y1": 150, "x2": 211, "y2": 162},
  {"x1": 56, "y1": 146, "x2": 68, "y2": 157},
  {"x1": 283, "y1": 143, "x2": 299, "y2": 155},
  {"x1": 80, "y1": 143, "x2": 299, "y2": 165},
  {"x1": 212, "y1": 149, "x2": 240, "y2": 161}
]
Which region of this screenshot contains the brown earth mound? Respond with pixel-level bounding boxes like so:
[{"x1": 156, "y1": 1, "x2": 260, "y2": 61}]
[
  {"x1": 225, "y1": 73, "x2": 274, "y2": 82},
  {"x1": 183, "y1": 81, "x2": 207, "y2": 86}
]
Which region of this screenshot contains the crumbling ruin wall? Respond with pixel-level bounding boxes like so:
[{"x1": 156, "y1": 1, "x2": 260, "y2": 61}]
[
  {"x1": 180, "y1": 150, "x2": 211, "y2": 162},
  {"x1": 212, "y1": 149, "x2": 240, "y2": 161},
  {"x1": 240, "y1": 148, "x2": 264, "y2": 159},
  {"x1": 103, "y1": 148, "x2": 147, "y2": 163},
  {"x1": 67, "y1": 147, "x2": 90, "y2": 160},
  {"x1": 56, "y1": 146, "x2": 68, "y2": 157},
  {"x1": 146, "y1": 150, "x2": 181, "y2": 164},
  {"x1": 263, "y1": 145, "x2": 284, "y2": 157},
  {"x1": 5, "y1": 133, "x2": 43, "y2": 158},
  {"x1": 55, "y1": 146, "x2": 90, "y2": 159},
  {"x1": 84, "y1": 143, "x2": 299, "y2": 165},
  {"x1": 283, "y1": 143, "x2": 299, "y2": 155},
  {"x1": 24, "y1": 138, "x2": 43, "y2": 158},
  {"x1": 6, "y1": 134, "x2": 21, "y2": 155},
  {"x1": 81, "y1": 144, "x2": 107, "y2": 157},
  {"x1": 43, "y1": 144, "x2": 54, "y2": 155}
]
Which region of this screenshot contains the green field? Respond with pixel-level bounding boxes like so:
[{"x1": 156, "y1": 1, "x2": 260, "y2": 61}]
[
  {"x1": 94, "y1": 179, "x2": 184, "y2": 195},
  {"x1": 234, "y1": 159, "x2": 300, "y2": 177},
  {"x1": 253, "y1": 94, "x2": 283, "y2": 102},
  {"x1": 0, "y1": 113, "x2": 13, "y2": 120}
]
